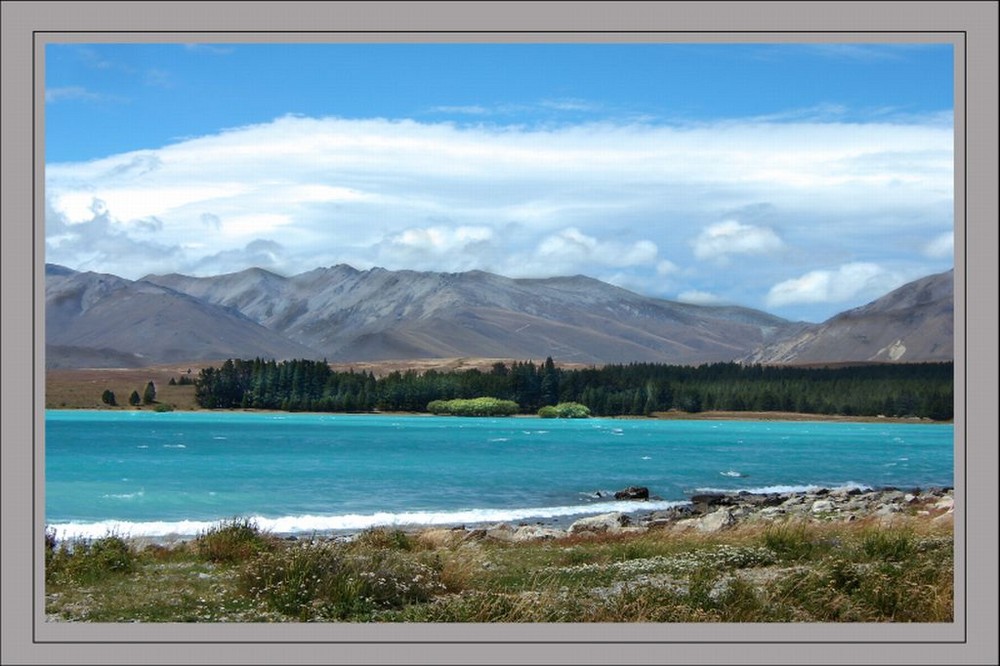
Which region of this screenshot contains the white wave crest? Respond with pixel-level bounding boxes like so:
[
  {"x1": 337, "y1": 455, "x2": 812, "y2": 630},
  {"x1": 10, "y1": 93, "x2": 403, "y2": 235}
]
[
  {"x1": 101, "y1": 490, "x2": 144, "y2": 500},
  {"x1": 693, "y1": 481, "x2": 872, "y2": 495},
  {"x1": 46, "y1": 500, "x2": 687, "y2": 539}
]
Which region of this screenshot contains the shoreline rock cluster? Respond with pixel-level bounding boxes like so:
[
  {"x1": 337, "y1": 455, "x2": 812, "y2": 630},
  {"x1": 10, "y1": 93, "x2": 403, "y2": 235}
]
[
  {"x1": 473, "y1": 486, "x2": 955, "y2": 543},
  {"x1": 112, "y1": 486, "x2": 955, "y2": 549}
]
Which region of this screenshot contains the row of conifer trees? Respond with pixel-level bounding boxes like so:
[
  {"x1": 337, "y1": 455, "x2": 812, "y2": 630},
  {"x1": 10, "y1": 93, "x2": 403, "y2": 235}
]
[{"x1": 192, "y1": 358, "x2": 953, "y2": 420}]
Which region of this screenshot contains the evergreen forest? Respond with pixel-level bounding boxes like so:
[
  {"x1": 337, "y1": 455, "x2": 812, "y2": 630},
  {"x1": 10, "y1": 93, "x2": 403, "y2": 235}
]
[{"x1": 192, "y1": 358, "x2": 954, "y2": 421}]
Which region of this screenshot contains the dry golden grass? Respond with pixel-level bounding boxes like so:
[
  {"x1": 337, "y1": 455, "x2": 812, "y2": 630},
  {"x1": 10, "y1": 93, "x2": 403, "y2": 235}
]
[
  {"x1": 46, "y1": 364, "x2": 205, "y2": 410},
  {"x1": 325, "y1": 356, "x2": 594, "y2": 378}
]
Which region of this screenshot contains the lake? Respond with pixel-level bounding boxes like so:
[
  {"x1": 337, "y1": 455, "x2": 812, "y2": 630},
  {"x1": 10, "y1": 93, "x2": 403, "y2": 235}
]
[{"x1": 44, "y1": 411, "x2": 954, "y2": 539}]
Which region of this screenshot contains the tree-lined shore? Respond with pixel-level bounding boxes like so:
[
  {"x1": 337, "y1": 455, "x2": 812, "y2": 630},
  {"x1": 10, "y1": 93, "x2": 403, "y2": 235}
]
[{"x1": 190, "y1": 358, "x2": 953, "y2": 420}]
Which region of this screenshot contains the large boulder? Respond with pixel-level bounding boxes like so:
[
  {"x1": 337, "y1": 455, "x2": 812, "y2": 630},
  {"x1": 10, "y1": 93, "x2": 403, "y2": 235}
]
[
  {"x1": 690, "y1": 493, "x2": 732, "y2": 512},
  {"x1": 568, "y1": 512, "x2": 632, "y2": 534},
  {"x1": 614, "y1": 486, "x2": 650, "y2": 501},
  {"x1": 485, "y1": 523, "x2": 567, "y2": 542},
  {"x1": 511, "y1": 525, "x2": 565, "y2": 541},
  {"x1": 695, "y1": 508, "x2": 736, "y2": 533},
  {"x1": 811, "y1": 499, "x2": 835, "y2": 514},
  {"x1": 934, "y1": 495, "x2": 954, "y2": 512}
]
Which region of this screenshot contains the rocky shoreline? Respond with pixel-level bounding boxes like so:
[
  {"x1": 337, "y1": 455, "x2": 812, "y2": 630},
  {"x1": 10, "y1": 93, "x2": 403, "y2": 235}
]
[
  {"x1": 108, "y1": 486, "x2": 955, "y2": 550},
  {"x1": 463, "y1": 486, "x2": 955, "y2": 544}
]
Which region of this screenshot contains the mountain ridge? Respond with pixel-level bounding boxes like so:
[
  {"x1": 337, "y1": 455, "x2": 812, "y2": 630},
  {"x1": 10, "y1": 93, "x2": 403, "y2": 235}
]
[
  {"x1": 741, "y1": 269, "x2": 954, "y2": 364},
  {"x1": 45, "y1": 263, "x2": 953, "y2": 369},
  {"x1": 140, "y1": 264, "x2": 793, "y2": 365}
]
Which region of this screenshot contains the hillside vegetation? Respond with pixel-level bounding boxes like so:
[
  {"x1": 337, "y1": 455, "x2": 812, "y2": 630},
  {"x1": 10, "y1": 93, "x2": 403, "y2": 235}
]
[{"x1": 46, "y1": 512, "x2": 953, "y2": 623}]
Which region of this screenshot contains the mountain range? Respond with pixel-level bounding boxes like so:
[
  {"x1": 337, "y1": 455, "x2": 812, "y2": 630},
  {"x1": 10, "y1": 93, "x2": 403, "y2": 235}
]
[{"x1": 44, "y1": 263, "x2": 953, "y2": 369}]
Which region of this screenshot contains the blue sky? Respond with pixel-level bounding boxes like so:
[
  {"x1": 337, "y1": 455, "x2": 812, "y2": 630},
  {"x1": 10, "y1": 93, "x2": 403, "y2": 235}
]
[{"x1": 45, "y1": 41, "x2": 955, "y2": 322}]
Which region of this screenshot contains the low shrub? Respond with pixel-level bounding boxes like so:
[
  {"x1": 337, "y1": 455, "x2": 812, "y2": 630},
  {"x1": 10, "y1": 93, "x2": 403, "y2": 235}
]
[
  {"x1": 538, "y1": 402, "x2": 591, "y2": 418},
  {"x1": 240, "y1": 542, "x2": 347, "y2": 620},
  {"x1": 45, "y1": 528, "x2": 58, "y2": 554},
  {"x1": 47, "y1": 533, "x2": 137, "y2": 585},
  {"x1": 343, "y1": 549, "x2": 444, "y2": 611},
  {"x1": 239, "y1": 538, "x2": 445, "y2": 621},
  {"x1": 194, "y1": 517, "x2": 275, "y2": 564},
  {"x1": 427, "y1": 397, "x2": 519, "y2": 417},
  {"x1": 761, "y1": 522, "x2": 818, "y2": 561},
  {"x1": 351, "y1": 527, "x2": 414, "y2": 552},
  {"x1": 856, "y1": 526, "x2": 915, "y2": 561}
]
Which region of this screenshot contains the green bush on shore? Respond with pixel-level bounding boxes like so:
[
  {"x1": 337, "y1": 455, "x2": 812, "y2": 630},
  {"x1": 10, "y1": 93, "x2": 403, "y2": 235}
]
[
  {"x1": 194, "y1": 517, "x2": 276, "y2": 564},
  {"x1": 538, "y1": 402, "x2": 591, "y2": 418},
  {"x1": 427, "y1": 397, "x2": 519, "y2": 417},
  {"x1": 46, "y1": 532, "x2": 137, "y2": 585}
]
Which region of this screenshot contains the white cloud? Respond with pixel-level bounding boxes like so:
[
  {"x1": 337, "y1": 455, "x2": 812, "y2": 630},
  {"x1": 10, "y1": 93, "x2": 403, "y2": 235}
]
[
  {"x1": 540, "y1": 98, "x2": 603, "y2": 113},
  {"x1": 200, "y1": 213, "x2": 221, "y2": 230},
  {"x1": 192, "y1": 239, "x2": 286, "y2": 275},
  {"x1": 677, "y1": 290, "x2": 725, "y2": 305},
  {"x1": 692, "y1": 220, "x2": 785, "y2": 261},
  {"x1": 656, "y1": 260, "x2": 680, "y2": 276},
  {"x1": 382, "y1": 225, "x2": 494, "y2": 256},
  {"x1": 222, "y1": 213, "x2": 293, "y2": 237},
  {"x1": 45, "y1": 86, "x2": 105, "y2": 104},
  {"x1": 143, "y1": 68, "x2": 174, "y2": 89},
  {"x1": 537, "y1": 227, "x2": 598, "y2": 257},
  {"x1": 793, "y1": 44, "x2": 912, "y2": 62},
  {"x1": 51, "y1": 185, "x2": 251, "y2": 225},
  {"x1": 370, "y1": 225, "x2": 499, "y2": 273},
  {"x1": 923, "y1": 232, "x2": 953, "y2": 259},
  {"x1": 44, "y1": 204, "x2": 186, "y2": 276},
  {"x1": 428, "y1": 105, "x2": 489, "y2": 115},
  {"x1": 524, "y1": 228, "x2": 659, "y2": 275},
  {"x1": 765, "y1": 263, "x2": 905, "y2": 308},
  {"x1": 45, "y1": 114, "x2": 953, "y2": 319}
]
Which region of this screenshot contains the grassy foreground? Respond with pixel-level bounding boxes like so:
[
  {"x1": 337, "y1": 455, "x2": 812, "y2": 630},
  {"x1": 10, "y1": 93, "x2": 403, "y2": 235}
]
[{"x1": 45, "y1": 515, "x2": 952, "y2": 623}]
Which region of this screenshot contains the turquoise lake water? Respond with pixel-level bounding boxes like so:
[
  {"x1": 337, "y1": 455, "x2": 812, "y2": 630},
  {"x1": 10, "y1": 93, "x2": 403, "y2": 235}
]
[{"x1": 44, "y1": 411, "x2": 954, "y2": 538}]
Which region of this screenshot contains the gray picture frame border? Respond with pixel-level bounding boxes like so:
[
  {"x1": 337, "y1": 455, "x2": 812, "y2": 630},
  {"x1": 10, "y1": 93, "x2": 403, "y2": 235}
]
[{"x1": 3, "y1": 2, "x2": 996, "y2": 664}]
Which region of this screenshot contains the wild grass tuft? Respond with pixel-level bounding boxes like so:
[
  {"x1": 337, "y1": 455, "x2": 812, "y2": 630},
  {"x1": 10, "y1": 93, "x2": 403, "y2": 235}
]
[
  {"x1": 239, "y1": 541, "x2": 347, "y2": 620},
  {"x1": 238, "y1": 528, "x2": 446, "y2": 621},
  {"x1": 194, "y1": 517, "x2": 276, "y2": 564},
  {"x1": 855, "y1": 525, "x2": 916, "y2": 561},
  {"x1": 761, "y1": 521, "x2": 821, "y2": 561},
  {"x1": 350, "y1": 527, "x2": 415, "y2": 552},
  {"x1": 46, "y1": 532, "x2": 137, "y2": 585}
]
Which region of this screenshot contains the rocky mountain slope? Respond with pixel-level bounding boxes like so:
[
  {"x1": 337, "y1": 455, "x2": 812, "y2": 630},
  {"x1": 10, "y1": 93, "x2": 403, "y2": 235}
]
[
  {"x1": 741, "y1": 269, "x2": 954, "y2": 364},
  {"x1": 140, "y1": 265, "x2": 792, "y2": 365},
  {"x1": 44, "y1": 263, "x2": 953, "y2": 369},
  {"x1": 45, "y1": 265, "x2": 319, "y2": 368}
]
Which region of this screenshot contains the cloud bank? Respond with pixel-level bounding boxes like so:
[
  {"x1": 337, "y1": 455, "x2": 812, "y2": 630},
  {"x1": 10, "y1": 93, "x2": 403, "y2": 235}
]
[{"x1": 45, "y1": 114, "x2": 954, "y2": 321}]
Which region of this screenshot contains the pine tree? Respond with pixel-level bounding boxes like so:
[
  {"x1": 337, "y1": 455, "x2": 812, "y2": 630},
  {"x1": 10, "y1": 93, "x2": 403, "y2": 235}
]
[{"x1": 142, "y1": 381, "x2": 157, "y2": 405}]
